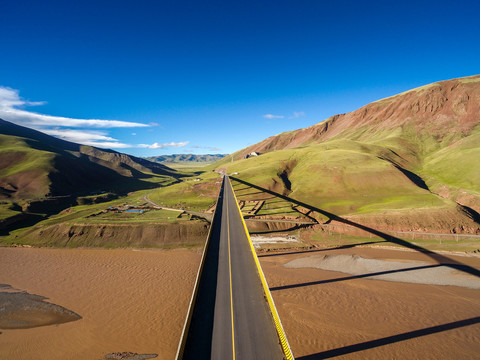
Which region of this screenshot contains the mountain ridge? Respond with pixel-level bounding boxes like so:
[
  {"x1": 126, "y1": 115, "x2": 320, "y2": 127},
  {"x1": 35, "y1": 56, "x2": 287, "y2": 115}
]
[
  {"x1": 234, "y1": 75, "x2": 480, "y2": 160},
  {"x1": 145, "y1": 153, "x2": 227, "y2": 164},
  {"x1": 213, "y1": 75, "x2": 480, "y2": 233},
  {"x1": 0, "y1": 118, "x2": 178, "y2": 200}
]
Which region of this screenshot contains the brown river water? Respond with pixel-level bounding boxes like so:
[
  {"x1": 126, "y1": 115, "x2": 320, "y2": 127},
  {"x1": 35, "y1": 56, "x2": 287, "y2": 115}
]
[{"x1": 1, "y1": 246, "x2": 479, "y2": 359}]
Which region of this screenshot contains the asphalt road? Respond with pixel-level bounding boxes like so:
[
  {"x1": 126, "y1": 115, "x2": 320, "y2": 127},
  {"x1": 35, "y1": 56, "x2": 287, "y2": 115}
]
[{"x1": 181, "y1": 176, "x2": 285, "y2": 359}]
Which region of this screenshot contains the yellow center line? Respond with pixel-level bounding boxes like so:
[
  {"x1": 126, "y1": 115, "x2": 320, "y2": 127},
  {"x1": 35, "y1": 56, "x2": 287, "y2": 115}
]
[{"x1": 226, "y1": 188, "x2": 236, "y2": 360}]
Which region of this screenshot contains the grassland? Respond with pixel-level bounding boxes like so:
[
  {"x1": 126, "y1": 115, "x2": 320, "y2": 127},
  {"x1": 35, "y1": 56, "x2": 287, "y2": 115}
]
[
  {"x1": 422, "y1": 127, "x2": 480, "y2": 191},
  {"x1": 84, "y1": 208, "x2": 186, "y2": 224},
  {"x1": 147, "y1": 170, "x2": 221, "y2": 211},
  {"x1": 208, "y1": 117, "x2": 480, "y2": 246},
  {"x1": 159, "y1": 162, "x2": 219, "y2": 171},
  {"x1": 221, "y1": 138, "x2": 448, "y2": 217},
  {"x1": 1, "y1": 186, "x2": 209, "y2": 248}
]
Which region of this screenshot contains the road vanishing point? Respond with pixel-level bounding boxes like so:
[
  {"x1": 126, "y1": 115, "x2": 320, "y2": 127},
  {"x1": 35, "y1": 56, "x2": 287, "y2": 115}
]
[{"x1": 177, "y1": 176, "x2": 294, "y2": 360}]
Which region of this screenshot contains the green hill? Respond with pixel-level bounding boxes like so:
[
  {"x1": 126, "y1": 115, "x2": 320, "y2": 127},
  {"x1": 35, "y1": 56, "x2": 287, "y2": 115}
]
[
  {"x1": 0, "y1": 118, "x2": 184, "y2": 233},
  {"x1": 212, "y1": 75, "x2": 480, "y2": 234},
  {"x1": 0, "y1": 118, "x2": 179, "y2": 201}
]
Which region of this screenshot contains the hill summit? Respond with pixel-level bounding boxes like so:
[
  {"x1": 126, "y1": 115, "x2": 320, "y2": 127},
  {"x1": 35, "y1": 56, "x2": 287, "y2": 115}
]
[
  {"x1": 216, "y1": 75, "x2": 480, "y2": 234},
  {"x1": 237, "y1": 75, "x2": 480, "y2": 157}
]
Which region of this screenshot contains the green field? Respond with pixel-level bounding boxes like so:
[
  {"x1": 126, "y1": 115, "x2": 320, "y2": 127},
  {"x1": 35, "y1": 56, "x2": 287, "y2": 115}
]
[
  {"x1": 148, "y1": 171, "x2": 221, "y2": 211},
  {"x1": 222, "y1": 140, "x2": 445, "y2": 216}
]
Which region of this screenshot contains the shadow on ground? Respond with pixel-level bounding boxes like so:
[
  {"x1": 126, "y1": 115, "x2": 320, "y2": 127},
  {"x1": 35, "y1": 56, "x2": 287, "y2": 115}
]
[
  {"x1": 230, "y1": 176, "x2": 480, "y2": 278},
  {"x1": 229, "y1": 176, "x2": 480, "y2": 358}
]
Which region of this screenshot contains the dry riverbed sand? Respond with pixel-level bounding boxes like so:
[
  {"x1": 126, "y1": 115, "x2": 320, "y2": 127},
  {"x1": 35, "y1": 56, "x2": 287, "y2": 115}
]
[{"x1": 1, "y1": 245, "x2": 479, "y2": 359}]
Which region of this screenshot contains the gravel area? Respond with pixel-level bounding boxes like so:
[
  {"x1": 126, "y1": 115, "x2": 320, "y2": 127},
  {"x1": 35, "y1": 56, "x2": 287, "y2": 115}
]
[{"x1": 284, "y1": 254, "x2": 480, "y2": 289}]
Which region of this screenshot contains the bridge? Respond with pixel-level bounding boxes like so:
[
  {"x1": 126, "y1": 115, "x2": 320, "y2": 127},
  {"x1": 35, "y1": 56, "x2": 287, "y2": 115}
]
[{"x1": 176, "y1": 176, "x2": 294, "y2": 359}]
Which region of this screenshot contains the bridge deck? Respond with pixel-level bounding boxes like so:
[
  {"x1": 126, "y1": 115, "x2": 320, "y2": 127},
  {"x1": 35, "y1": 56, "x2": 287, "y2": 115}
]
[{"x1": 178, "y1": 176, "x2": 289, "y2": 359}]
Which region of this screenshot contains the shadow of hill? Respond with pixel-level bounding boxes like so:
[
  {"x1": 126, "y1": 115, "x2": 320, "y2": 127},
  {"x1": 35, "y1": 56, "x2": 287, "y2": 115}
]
[
  {"x1": 229, "y1": 176, "x2": 480, "y2": 278},
  {"x1": 0, "y1": 213, "x2": 46, "y2": 236},
  {"x1": 392, "y1": 163, "x2": 430, "y2": 191}
]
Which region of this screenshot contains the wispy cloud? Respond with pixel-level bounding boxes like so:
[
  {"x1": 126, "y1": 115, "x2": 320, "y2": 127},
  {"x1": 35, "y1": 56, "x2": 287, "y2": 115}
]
[
  {"x1": 41, "y1": 129, "x2": 132, "y2": 148},
  {"x1": 290, "y1": 111, "x2": 305, "y2": 119},
  {"x1": 0, "y1": 87, "x2": 148, "y2": 128},
  {"x1": 0, "y1": 87, "x2": 147, "y2": 128},
  {"x1": 0, "y1": 86, "x2": 194, "y2": 151},
  {"x1": 139, "y1": 141, "x2": 190, "y2": 149},
  {"x1": 0, "y1": 86, "x2": 155, "y2": 149},
  {"x1": 263, "y1": 112, "x2": 305, "y2": 120},
  {"x1": 263, "y1": 113, "x2": 284, "y2": 119},
  {"x1": 191, "y1": 145, "x2": 222, "y2": 152}
]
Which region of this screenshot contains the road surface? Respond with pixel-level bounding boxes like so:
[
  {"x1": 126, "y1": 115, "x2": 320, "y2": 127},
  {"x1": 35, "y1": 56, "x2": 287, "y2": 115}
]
[{"x1": 179, "y1": 176, "x2": 288, "y2": 359}]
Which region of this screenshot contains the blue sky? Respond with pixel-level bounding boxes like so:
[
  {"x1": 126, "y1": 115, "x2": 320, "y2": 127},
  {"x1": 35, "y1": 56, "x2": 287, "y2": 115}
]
[{"x1": 1, "y1": 0, "x2": 479, "y2": 156}]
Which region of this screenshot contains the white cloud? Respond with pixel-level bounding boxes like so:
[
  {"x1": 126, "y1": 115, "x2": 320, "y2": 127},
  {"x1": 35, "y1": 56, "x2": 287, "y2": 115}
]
[
  {"x1": 290, "y1": 111, "x2": 305, "y2": 119},
  {"x1": 0, "y1": 86, "x2": 148, "y2": 128},
  {"x1": 263, "y1": 114, "x2": 284, "y2": 119},
  {"x1": 41, "y1": 129, "x2": 132, "y2": 148},
  {"x1": 0, "y1": 86, "x2": 153, "y2": 149},
  {"x1": 89, "y1": 142, "x2": 133, "y2": 149},
  {"x1": 0, "y1": 86, "x2": 193, "y2": 151},
  {"x1": 42, "y1": 129, "x2": 117, "y2": 142},
  {"x1": 139, "y1": 141, "x2": 190, "y2": 149}
]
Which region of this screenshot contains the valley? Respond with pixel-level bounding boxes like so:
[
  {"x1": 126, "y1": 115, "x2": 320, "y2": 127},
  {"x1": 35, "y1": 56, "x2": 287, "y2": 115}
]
[{"x1": 1, "y1": 75, "x2": 480, "y2": 359}]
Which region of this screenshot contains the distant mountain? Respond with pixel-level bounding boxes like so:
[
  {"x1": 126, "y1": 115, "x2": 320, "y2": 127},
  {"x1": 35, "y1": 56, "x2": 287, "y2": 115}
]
[
  {"x1": 146, "y1": 154, "x2": 227, "y2": 164},
  {"x1": 0, "y1": 119, "x2": 179, "y2": 200},
  {"x1": 216, "y1": 75, "x2": 480, "y2": 233}
]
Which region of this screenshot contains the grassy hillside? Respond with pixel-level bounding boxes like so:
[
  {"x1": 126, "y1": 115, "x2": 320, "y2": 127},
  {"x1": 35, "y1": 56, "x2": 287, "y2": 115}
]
[
  {"x1": 1, "y1": 188, "x2": 209, "y2": 248},
  {"x1": 0, "y1": 119, "x2": 181, "y2": 201},
  {"x1": 148, "y1": 170, "x2": 221, "y2": 211},
  {"x1": 220, "y1": 136, "x2": 446, "y2": 215},
  {"x1": 2, "y1": 76, "x2": 479, "y2": 247},
  {"x1": 213, "y1": 76, "x2": 480, "y2": 233},
  {"x1": 0, "y1": 119, "x2": 188, "y2": 235}
]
